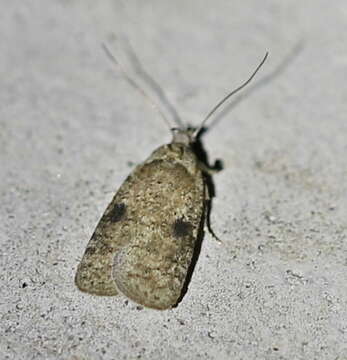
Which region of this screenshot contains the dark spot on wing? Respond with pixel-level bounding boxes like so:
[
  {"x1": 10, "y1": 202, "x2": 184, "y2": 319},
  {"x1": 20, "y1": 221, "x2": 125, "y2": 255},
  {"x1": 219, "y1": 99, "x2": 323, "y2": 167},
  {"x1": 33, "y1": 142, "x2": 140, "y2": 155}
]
[
  {"x1": 107, "y1": 203, "x2": 126, "y2": 223},
  {"x1": 173, "y1": 218, "x2": 193, "y2": 238}
]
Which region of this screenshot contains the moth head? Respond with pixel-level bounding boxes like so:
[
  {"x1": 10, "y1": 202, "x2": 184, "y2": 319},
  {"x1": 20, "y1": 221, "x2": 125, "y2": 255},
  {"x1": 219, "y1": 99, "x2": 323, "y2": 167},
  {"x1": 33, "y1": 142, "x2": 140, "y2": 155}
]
[{"x1": 170, "y1": 128, "x2": 195, "y2": 145}]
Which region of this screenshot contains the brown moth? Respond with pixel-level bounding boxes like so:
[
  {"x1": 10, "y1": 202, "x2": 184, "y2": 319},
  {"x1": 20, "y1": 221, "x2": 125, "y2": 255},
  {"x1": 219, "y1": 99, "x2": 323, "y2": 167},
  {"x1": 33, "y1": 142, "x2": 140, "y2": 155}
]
[
  {"x1": 75, "y1": 47, "x2": 268, "y2": 310},
  {"x1": 75, "y1": 129, "x2": 204, "y2": 309}
]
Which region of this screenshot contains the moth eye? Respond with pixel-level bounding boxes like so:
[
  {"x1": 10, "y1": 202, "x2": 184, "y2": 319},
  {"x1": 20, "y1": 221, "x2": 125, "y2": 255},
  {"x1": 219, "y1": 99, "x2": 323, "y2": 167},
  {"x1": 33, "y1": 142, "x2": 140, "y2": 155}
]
[
  {"x1": 172, "y1": 218, "x2": 193, "y2": 238},
  {"x1": 107, "y1": 203, "x2": 126, "y2": 223}
]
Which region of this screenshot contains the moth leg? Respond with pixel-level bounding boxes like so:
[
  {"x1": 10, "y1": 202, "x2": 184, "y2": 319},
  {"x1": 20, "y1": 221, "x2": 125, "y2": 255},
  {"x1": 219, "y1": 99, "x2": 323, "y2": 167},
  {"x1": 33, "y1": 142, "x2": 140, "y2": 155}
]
[
  {"x1": 197, "y1": 161, "x2": 221, "y2": 175},
  {"x1": 204, "y1": 184, "x2": 222, "y2": 243}
]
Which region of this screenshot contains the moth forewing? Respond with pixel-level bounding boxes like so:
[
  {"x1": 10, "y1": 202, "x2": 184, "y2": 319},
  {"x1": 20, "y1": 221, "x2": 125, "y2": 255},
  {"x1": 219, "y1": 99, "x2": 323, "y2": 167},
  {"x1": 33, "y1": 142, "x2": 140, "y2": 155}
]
[{"x1": 75, "y1": 136, "x2": 206, "y2": 309}]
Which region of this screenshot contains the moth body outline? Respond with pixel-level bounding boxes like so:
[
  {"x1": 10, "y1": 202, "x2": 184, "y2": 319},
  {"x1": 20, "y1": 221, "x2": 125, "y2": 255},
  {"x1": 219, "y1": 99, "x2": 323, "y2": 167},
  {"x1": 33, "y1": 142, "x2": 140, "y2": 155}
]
[
  {"x1": 75, "y1": 129, "x2": 208, "y2": 309},
  {"x1": 75, "y1": 49, "x2": 268, "y2": 309}
]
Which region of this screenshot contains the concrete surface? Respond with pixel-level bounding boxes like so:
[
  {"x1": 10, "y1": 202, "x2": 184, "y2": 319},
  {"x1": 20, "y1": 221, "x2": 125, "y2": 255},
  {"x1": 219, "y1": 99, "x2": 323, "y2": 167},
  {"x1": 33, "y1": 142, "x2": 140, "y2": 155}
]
[{"x1": 1, "y1": 1, "x2": 347, "y2": 359}]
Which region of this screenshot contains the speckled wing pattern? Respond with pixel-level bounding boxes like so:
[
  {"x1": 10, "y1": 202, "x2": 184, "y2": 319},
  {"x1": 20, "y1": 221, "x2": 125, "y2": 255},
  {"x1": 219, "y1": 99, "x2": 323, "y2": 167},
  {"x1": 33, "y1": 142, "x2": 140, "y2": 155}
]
[{"x1": 75, "y1": 142, "x2": 205, "y2": 309}]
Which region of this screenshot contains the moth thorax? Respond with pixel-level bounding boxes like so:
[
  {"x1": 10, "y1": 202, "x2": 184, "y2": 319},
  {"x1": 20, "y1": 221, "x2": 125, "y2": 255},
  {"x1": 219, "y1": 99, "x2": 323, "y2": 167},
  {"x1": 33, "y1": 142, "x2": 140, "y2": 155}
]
[{"x1": 171, "y1": 128, "x2": 194, "y2": 145}]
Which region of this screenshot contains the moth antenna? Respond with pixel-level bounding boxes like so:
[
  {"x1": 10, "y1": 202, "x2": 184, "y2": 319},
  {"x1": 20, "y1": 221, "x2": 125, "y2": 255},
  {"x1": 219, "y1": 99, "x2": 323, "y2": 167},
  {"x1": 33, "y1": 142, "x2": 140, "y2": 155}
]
[
  {"x1": 102, "y1": 43, "x2": 172, "y2": 130},
  {"x1": 193, "y1": 51, "x2": 269, "y2": 138}
]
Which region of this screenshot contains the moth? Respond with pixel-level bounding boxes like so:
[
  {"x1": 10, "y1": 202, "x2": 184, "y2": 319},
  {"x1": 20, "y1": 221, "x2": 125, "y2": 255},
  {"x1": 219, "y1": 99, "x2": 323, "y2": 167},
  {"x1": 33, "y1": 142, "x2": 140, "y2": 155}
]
[{"x1": 75, "y1": 46, "x2": 268, "y2": 310}]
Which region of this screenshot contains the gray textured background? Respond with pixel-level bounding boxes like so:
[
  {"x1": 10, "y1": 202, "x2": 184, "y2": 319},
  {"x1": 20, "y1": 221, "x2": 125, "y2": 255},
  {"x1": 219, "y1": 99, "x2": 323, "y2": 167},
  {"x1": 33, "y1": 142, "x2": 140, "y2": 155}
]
[{"x1": 1, "y1": 1, "x2": 347, "y2": 359}]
